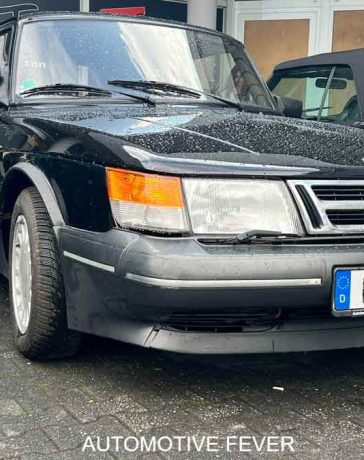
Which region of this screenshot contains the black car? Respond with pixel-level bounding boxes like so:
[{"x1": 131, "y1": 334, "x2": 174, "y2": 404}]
[
  {"x1": 268, "y1": 49, "x2": 364, "y2": 126},
  {"x1": 3, "y1": 7, "x2": 364, "y2": 359}
]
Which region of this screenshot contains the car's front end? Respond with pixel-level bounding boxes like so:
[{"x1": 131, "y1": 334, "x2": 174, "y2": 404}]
[
  {"x1": 6, "y1": 12, "x2": 364, "y2": 357},
  {"x1": 58, "y1": 161, "x2": 364, "y2": 354}
]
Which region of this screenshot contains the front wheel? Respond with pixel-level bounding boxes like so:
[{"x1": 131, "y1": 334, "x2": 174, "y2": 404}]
[{"x1": 9, "y1": 187, "x2": 82, "y2": 360}]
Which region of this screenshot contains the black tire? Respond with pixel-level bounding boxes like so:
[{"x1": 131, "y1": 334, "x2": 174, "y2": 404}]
[{"x1": 9, "y1": 186, "x2": 82, "y2": 360}]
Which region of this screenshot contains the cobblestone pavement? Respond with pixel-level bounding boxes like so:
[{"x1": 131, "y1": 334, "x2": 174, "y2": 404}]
[{"x1": 1, "y1": 277, "x2": 364, "y2": 459}]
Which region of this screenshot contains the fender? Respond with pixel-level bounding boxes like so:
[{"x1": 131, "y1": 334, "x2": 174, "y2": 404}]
[{"x1": 5, "y1": 162, "x2": 65, "y2": 227}]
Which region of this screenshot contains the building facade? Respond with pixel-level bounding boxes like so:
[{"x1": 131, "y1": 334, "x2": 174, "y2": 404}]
[
  {"x1": 231, "y1": 0, "x2": 364, "y2": 78},
  {"x1": 3, "y1": 0, "x2": 364, "y2": 78}
]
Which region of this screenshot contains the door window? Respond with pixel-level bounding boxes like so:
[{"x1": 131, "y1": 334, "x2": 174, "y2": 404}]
[{"x1": 0, "y1": 29, "x2": 11, "y2": 71}]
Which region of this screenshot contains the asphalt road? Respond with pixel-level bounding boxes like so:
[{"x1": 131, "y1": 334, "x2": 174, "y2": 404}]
[{"x1": 1, "y1": 276, "x2": 364, "y2": 459}]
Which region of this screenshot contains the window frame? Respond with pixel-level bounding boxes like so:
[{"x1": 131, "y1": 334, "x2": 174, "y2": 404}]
[{"x1": 0, "y1": 20, "x2": 16, "y2": 107}]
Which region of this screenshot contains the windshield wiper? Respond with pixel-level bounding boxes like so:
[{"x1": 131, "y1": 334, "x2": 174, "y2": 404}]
[
  {"x1": 221, "y1": 230, "x2": 300, "y2": 244},
  {"x1": 20, "y1": 83, "x2": 114, "y2": 98},
  {"x1": 108, "y1": 79, "x2": 245, "y2": 111},
  {"x1": 20, "y1": 83, "x2": 156, "y2": 106},
  {"x1": 108, "y1": 80, "x2": 201, "y2": 98}
]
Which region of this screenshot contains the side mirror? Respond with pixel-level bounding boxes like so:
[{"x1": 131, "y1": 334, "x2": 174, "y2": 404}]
[{"x1": 274, "y1": 95, "x2": 303, "y2": 119}]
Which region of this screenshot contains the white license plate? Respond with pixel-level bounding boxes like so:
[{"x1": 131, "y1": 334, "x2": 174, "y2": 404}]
[{"x1": 333, "y1": 268, "x2": 364, "y2": 317}]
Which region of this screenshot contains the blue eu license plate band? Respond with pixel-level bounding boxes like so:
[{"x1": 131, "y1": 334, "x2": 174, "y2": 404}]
[{"x1": 333, "y1": 268, "x2": 364, "y2": 316}]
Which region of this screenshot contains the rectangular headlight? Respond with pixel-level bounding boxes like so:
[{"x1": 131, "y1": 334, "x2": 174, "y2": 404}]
[{"x1": 183, "y1": 179, "x2": 303, "y2": 235}]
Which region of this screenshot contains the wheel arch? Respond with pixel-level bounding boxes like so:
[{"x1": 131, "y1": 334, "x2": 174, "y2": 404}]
[{"x1": 0, "y1": 163, "x2": 65, "y2": 267}]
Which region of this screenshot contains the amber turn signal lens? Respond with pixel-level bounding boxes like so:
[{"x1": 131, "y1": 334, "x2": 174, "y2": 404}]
[
  {"x1": 106, "y1": 168, "x2": 189, "y2": 233},
  {"x1": 106, "y1": 168, "x2": 184, "y2": 208}
]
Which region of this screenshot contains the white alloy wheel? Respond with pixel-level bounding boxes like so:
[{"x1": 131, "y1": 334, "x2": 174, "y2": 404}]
[{"x1": 11, "y1": 215, "x2": 32, "y2": 334}]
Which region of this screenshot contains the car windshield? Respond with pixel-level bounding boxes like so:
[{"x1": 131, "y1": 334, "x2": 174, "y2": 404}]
[
  {"x1": 268, "y1": 65, "x2": 361, "y2": 123},
  {"x1": 15, "y1": 18, "x2": 273, "y2": 109}
]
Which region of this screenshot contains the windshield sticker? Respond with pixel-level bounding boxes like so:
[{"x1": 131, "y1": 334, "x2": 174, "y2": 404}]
[{"x1": 20, "y1": 78, "x2": 37, "y2": 91}]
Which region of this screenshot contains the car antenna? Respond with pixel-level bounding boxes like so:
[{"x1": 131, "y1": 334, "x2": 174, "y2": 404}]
[{"x1": 0, "y1": 3, "x2": 38, "y2": 20}]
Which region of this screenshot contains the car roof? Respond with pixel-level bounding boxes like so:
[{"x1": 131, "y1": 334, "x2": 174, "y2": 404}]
[{"x1": 273, "y1": 48, "x2": 364, "y2": 72}]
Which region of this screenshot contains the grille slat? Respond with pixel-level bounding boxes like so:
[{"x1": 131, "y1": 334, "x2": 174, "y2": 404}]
[
  {"x1": 312, "y1": 185, "x2": 364, "y2": 201},
  {"x1": 327, "y1": 210, "x2": 364, "y2": 226}
]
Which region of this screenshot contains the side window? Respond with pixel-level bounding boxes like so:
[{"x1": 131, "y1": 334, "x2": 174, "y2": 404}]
[
  {"x1": 0, "y1": 29, "x2": 12, "y2": 71},
  {"x1": 0, "y1": 29, "x2": 12, "y2": 102}
]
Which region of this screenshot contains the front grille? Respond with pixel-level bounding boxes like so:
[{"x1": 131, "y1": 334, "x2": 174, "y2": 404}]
[
  {"x1": 162, "y1": 307, "x2": 331, "y2": 333},
  {"x1": 312, "y1": 185, "x2": 364, "y2": 201},
  {"x1": 327, "y1": 210, "x2": 364, "y2": 226},
  {"x1": 288, "y1": 180, "x2": 364, "y2": 235}
]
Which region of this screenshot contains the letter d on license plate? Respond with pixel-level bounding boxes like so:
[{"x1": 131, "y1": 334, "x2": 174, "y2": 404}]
[{"x1": 333, "y1": 268, "x2": 364, "y2": 317}]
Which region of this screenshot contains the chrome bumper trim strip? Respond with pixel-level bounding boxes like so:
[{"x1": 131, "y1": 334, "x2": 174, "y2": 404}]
[
  {"x1": 63, "y1": 251, "x2": 115, "y2": 273},
  {"x1": 126, "y1": 273, "x2": 322, "y2": 289}
]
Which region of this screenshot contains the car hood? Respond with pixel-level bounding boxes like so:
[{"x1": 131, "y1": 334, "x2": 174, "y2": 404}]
[{"x1": 14, "y1": 104, "x2": 364, "y2": 177}]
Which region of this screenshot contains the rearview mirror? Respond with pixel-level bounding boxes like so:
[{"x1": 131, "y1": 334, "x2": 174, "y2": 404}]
[
  {"x1": 315, "y1": 78, "x2": 347, "y2": 90},
  {"x1": 274, "y1": 95, "x2": 303, "y2": 119}
]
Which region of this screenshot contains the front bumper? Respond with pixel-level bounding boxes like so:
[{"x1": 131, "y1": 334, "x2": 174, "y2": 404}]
[{"x1": 58, "y1": 226, "x2": 364, "y2": 354}]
